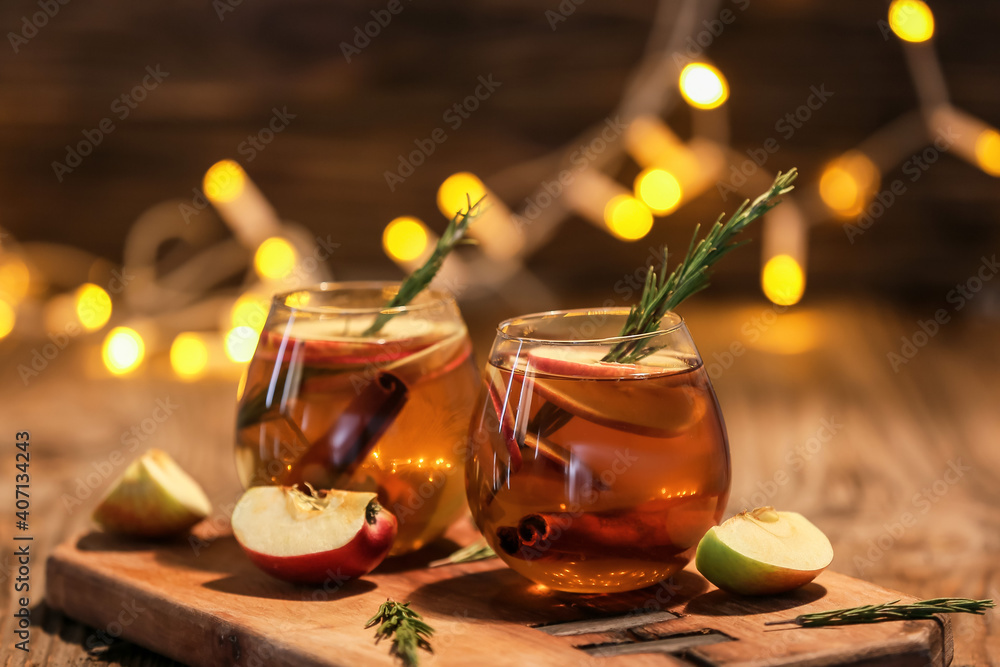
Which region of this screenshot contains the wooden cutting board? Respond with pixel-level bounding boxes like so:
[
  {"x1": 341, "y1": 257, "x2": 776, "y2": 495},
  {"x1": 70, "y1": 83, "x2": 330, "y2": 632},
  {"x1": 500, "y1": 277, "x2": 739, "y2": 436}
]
[{"x1": 45, "y1": 521, "x2": 952, "y2": 667}]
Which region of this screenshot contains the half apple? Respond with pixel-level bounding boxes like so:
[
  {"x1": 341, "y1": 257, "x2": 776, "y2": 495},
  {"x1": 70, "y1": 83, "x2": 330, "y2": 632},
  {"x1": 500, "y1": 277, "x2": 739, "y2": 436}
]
[
  {"x1": 232, "y1": 486, "x2": 397, "y2": 584},
  {"x1": 93, "y1": 449, "x2": 212, "y2": 537},
  {"x1": 695, "y1": 506, "x2": 833, "y2": 595}
]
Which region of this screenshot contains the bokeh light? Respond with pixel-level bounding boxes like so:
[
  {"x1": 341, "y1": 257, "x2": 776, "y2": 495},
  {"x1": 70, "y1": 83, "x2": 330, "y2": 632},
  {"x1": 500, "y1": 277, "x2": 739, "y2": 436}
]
[
  {"x1": 383, "y1": 217, "x2": 430, "y2": 262},
  {"x1": 437, "y1": 172, "x2": 486, "y2": 218},
  {"x1": 974, "y1": 129, "x2": 1000, "y2": 177},
  {"x1": 75, "y1": 283, "x2": 112, "y2": 331},
  {"x1": 634, "y1": 168, "x2": 683, "y2": 215},
  {"x1": 203, "y1": 160, "x2": 246, "y2": 203},
  {"x1": 0, "y1": 254, "x2": 30, "y2": 303},
  {"x1": 679, "y1": 63, "x2": 729, "y2": 110},
  {"x1": 170, "y1": 332, "x2": 210, "y2": 379},
  {"x1": 102, "y1": 327, "x2": 145, "y2": 375},
  {"x1": 604, "y1": 195, "x2": 654, "y2": 241},
  {"x1": 761, "y1": 255, "x2": 806, "y2": 306},
  {"x1": 253, "y1": 237, "x2": 298, "y2": 281},
  {"x1": 225, "y1": 326, "x2": 258, "y2": 363},
  {"x1": 888, "y1": 0, "x2": 935, "y2": 43},
  {"x1": 231, "y1": 292, "x2": 270, "y2": 333},
  {"x1": 819, "y1": 151, "x2": 880, "y2": 218},
  {"x1": 0, "y1": 298, "x2": 15, "y2": 339}
]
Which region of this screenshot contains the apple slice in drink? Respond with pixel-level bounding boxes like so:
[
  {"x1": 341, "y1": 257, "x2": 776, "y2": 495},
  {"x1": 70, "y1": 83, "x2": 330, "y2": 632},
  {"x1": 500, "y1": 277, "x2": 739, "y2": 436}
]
[
  {"x1": 526, "y1": 347, "x2": 706, "y2": 438},
  {"x1": 258, "y1": 317, "x2": 453, "y2": 367},
  {"x1": 93, "y1": 449, "x2": 212, "y2": 537},
  {"x1": 232, "y1": 486, "x2": 397, "y2": 584}
]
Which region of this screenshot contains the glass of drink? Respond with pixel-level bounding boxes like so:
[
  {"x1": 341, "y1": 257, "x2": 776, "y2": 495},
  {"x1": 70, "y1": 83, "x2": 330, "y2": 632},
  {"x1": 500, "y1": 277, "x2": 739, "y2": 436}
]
[
  {"x1": 465, "y1": 308, "x2": 730, "y2": 593},
  {"x1": 235, "y1": 282, "x2": 480, "y2": 555}
]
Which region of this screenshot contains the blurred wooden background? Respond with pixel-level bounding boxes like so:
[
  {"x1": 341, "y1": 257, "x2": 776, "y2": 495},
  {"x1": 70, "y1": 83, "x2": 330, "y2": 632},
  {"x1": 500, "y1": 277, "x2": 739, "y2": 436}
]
[{"x1": 0, "y1": 0, "x2": 999, "y2": 300}]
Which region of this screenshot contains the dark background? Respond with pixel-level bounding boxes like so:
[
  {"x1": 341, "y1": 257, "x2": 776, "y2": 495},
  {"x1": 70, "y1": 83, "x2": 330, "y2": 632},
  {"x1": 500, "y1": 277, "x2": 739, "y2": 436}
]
[{"x1": 2, "y1": 0, "x2": 999, "y2": 307}]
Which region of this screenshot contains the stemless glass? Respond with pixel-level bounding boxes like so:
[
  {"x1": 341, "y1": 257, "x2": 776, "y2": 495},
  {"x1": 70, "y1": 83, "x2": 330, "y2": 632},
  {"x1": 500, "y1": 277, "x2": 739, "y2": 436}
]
[
  {"x1": 465, "y1": 308, "x2": 730, "y2": 593},
  {"x1": 235, "y1": 282, "x2": 480, "y2": 554}
]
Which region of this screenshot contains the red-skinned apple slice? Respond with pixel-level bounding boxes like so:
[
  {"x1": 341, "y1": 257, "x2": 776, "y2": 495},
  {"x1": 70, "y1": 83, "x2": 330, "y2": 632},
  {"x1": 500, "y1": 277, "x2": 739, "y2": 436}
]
[
  {"x1": 232, "y1": 486, "x2": 397, "y2": 584},
  {"x1": 257, "y1": 318, "x2": 459, "y2": 367},
  {"x1": 525, "y1": 347, "x2": 707, "y2": 438}
]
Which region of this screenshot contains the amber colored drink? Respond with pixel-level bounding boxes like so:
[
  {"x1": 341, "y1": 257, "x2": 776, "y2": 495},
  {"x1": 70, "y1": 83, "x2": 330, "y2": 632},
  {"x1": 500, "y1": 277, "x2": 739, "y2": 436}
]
[
  {"x1": 466, "y1": 309, "x2": 730, "y2": 593},
  {"x1": 235, "y1": 283, "x2": 479, "y2": 555}
]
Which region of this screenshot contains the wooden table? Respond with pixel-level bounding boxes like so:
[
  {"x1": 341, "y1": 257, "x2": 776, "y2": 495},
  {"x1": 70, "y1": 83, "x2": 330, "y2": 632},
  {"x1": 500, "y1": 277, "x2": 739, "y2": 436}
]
[{"x1": 2, "y1": 298, "x2": 998, "y2": 665}]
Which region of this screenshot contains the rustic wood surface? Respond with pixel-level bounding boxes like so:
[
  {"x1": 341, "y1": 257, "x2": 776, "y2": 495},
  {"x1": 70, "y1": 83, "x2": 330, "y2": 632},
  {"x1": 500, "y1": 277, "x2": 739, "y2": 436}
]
[
  {"x1": 1, "y1": 298, "x2": 999, "y2": 665},
  {"x1": 44, "y1": 521, "x2": 951, "y2": 667}
]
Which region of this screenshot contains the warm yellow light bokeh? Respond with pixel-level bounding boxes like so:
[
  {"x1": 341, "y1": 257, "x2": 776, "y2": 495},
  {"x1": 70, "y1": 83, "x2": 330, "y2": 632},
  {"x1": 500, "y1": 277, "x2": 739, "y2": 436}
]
[
  {"x1": 604, "y1": 195, "x2": 654, "y2": 241},
  {"x1": 203, "y1": 160, "x2": 246, "y2": 203},
  {"x1": 0, "y1": 298, "x2": 15, "y2": 339},
  {"x1": 819, "y1": 152, "x2": 880, "y2": 218},
  {"x1": 761, "y1": 255, "x2": 805, "y2": 306},
  {"x1": 383, "y1": 217, "x2": 430, "y2": 262},
  {"x1": 231, "y1": 292, "x2": 270, "y2": 333},
  {"x1": 679, "y1": 63, "x2": 729, "y2": 110},
  {"x1": 75, "y1": 283, "x2": 112, "y2": 331},
  {"x1": 225, "y1": 326, "x2": 258, "y2": 363},
  {"x1": 0, "y1": 254, "x2": 30, "y2": 303},
  {"x1": 437, "y1": 172, "x2": 486, "y2": 218},
  {"x1": 635, "y1": 169, "x2": 683, "y2": 215},
  {"x1": 888, "y1": 0, "x2": 935, "y2": 43},
  {"x1": 974, "y1": 129, "x2": 1000, "y2": 177},
  {"x1": 170, "y1": 332, "x2": 210, "y2": 379},
  {"x1": 102, "y1": 327, "x2": 145, "y2": 375},
  {"x1": 253, "y1": 237, "x2": 298, "y2": 281}
]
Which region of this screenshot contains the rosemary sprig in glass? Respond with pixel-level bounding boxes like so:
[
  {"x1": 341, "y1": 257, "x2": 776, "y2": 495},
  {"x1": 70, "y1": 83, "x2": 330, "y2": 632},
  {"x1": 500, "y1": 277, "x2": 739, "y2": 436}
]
[
  {"x1": 363, "y1": 195, "x2": 486, "y2": 336},
  {"x1": 236, "y1": 195, "x2": 485, "y2": 429},
  {"x1": 605, "y1": 168, "x2": 798, "y2": 364},
  {"x1": 527, "y1": 169, "x2": 797, "y2": 440},
  {"x1": 366, "y1": 599, "x2": 435, "y2": 666},
  {"x1": 765, "y1": 597, "x2": 994, "y2": 628}
]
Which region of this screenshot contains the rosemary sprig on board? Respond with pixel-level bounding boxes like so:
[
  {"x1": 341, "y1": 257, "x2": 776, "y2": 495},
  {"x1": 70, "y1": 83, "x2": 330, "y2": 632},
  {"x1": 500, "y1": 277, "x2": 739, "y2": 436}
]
[
  {"x1": 428, "y1": 538, "x2": 497, "y2": 568},
  {"x1": 363, "y1": 195, "x2": 486, "y2": 337},
  {"x1": 366, "y1": 600, "x2": 435, "y2": 666},
  {"x1": 605, "y1": 168, "x2": 797, "y2": 364},
  {"x1": 765, "y1": 597, "x2": 994, "y2": 628}
]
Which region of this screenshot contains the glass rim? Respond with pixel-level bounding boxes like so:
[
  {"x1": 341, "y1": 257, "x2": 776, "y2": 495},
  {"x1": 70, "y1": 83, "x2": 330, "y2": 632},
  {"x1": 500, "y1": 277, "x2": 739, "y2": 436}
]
[
  {"x1": 271, "y1": 281, "x2": 457, "y2": 315},
  {"x1": 495, "y1": 307, "x2": 686, "y2": 345}
]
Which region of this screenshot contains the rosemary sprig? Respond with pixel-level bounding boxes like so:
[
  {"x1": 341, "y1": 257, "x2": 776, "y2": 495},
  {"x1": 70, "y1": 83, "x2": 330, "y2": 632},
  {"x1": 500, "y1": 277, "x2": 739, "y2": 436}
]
[
  {"x1": 605, "y1": 168, "x2": 798, "y2": 364},
  {"x1": 365, "y1": 599, "x2": 434, "y2": 666},
  {"x1": 765, "y1": 597, "x2": 994, "y2": 628},
  {"x1": 363, "y1": 195, "x2": 486, "y2": 337},
  {"x1": 428, "y1": 537, "x2": 497, "y2": 568}
]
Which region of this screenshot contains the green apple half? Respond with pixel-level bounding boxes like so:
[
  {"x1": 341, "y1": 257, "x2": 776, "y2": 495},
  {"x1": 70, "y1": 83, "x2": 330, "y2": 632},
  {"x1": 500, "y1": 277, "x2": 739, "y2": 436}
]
[
  {"x1": 695, "y1": 506, "x2": 833, "y2": 595},
  {"x1": 93, "y1": 449, "x2": 212, "y2": 537}
]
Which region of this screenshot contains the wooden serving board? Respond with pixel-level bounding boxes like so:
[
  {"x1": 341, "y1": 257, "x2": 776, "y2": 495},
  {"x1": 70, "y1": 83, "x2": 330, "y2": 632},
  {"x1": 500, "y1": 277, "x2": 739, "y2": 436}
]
[{"x1": 46, "y1": 521, "x2": 952, "y2": 667}]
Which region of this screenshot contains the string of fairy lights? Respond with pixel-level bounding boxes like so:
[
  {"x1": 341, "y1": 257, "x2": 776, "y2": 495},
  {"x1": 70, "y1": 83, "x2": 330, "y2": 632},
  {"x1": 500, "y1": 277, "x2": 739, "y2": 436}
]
[{"x1": 0, "y1": 0, "x2": 996, "y2": 380}]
